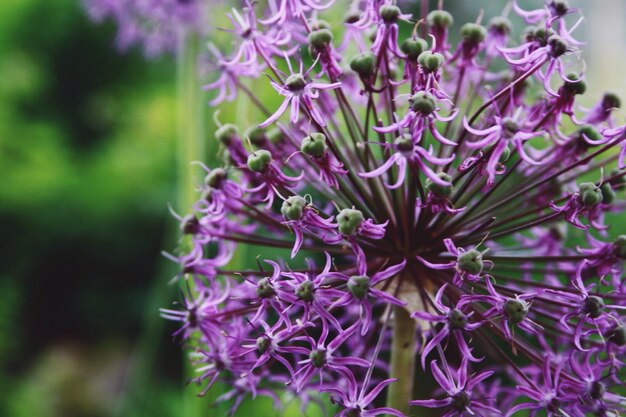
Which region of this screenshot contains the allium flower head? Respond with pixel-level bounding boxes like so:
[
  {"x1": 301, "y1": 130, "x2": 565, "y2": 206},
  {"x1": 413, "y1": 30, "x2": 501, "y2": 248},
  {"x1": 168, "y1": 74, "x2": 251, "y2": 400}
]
[{"x1": 161, "y1": 1, "x2": 626, "y2": 416}]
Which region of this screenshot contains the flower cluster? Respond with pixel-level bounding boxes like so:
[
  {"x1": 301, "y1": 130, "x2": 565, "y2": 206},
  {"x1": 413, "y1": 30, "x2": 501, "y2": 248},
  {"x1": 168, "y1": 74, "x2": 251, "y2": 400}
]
[
  {"x1": 158, "y1": 1, "x2": 626, "y2": 416},
  {"x1": 83, "y1": 0, "x2": 210, "y2": 57}
]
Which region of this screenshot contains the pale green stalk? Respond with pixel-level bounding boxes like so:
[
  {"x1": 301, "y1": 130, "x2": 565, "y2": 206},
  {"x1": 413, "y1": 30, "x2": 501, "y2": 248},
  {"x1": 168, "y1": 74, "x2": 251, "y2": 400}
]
[
  {"x1": 177, "y1": 28, "x2": 208, "y2": 417},
  {"x1": 387, "y1": 306, "x2": 416, "y2": 416}
]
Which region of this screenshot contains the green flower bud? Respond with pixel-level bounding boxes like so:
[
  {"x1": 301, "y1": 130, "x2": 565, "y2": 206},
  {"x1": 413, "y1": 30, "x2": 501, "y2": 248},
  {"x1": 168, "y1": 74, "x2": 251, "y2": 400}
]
[
  {"x1": 281, "y1": 195, "x2": 308, "y2": 221},
  {"x1": 578, "y1": 124, "x2": 601, "y2": 142},
  {"x1": 610, "y1": 169, "x2": 626, "y2": 187},
  {"x1": 350, "y1": 52, "x2": 376, "y2": 77},
  {"x1": 460, "y1": 23, "x2": 486, "y2": 43},
  {"x1": 296, "y1": 280, "x2": 315, "y2": 302},
  {"x1": 548, "y1": 34, "x2": 568, "y2": 58},
  {"x1": 309, "y1": 348, "x2": 327, "y2": 367},
  {"x1": 244, "y1": 127, "x2": 267, "y2": 147},
  {"x1": 563, "y1": 73, "x2": 586, "y2": 95},
  {"x1": 551, "y1": 0, "x2": 570, "y2": 16},
  {"x1": 503, "y1": 298, "x2": 529, "y2": 326},
  {"x1": 426, "y1": 173, "x2": 454, "y2": 197},
  {"x1": 379, "y1": 4, "x2": 401, "y2": 24},
  {"x1": 347, "y1": 275, "x2": 370, "y2": 299},
  {"x1": 309, "y1": 19, "x2": 331, "y2": 30},
  {"x1": 215, "y1": 123, "x2": 238, "y2": 145},
  {"x1": 502, "y1": 117, "x2": 520, "y2": 135},
  {"x1": 614, "y1": 235, "x2": 626, "y2": 259},
  {"x1": 266, "y1": 127, "x2": 285, "y2": 145},
  {"x1": 448, "y1": 309, "x2": 468, "y2": 330},
  {"x1": 345, "y1": 409, "x2": 360, "y2": 417},
  {"x1": 181, "y1": 214, "x2": 199, "y2": 235},
  {"x1": 246, "y1": 126, "x2": 268, "y2": 146},
  {"x1": 285, "y1": 73, "x2": 307, "y2": 91},
  {"x1": 344, "y1": 10, "x2": 360, "y2": 24},
  {"x1": 427, "y1": 10, "x2": 453, "y2": 28},
  {"x1": 256, "y1": 336, "x2": 270, "y2": 353},
  {"x1": 590, "y1": 381, "x2": 605, "y2": 400},
  {"x1": 400, "y1": 37, "x2": 428, "y2": 60},
  {"x1": 394, "y1": 134, "x2": 413, "y2": 152},
  {"x1": 337, "y1": 208, "x2": 365, "y2": 236},
  {"x1": 308, "y1": 28, "x2": 333, "y2": 50},
  {"x1": 256, "y1": 278, "x2": 276, "y2": 298},
  {"x1": 602, "y1": 92, "x2": 621, "y2": 110},
  {"x1": 578, "y1": 182, "x2": 602, "y2": 206},
  {"x1": 417, "y1": 50, "x2": 444, "y2": 72},
  {"x1": 489, "y1": 16, "x2": 512, "y2": 35},
  {"x1": 206, "y1": 167, "x2": 227, "y2": 188},
  {"x1": 301, "y1": 132, "x2": 327, "y2": 157},
  {"x1": 247, "y1": 150, "x2": 272, "y2": 173},
  {"x1": 457, "y1": 249, "x2": 483, "y2": 275},
  {"x1": 607, "y1": 323, "x2": 626, "y2": 346},
  {"x1": 527, "y1": 26, "x2": 555, "y2": 46},
  {"x1": 410, "y1": 91, "x2": 437, "y2": 115},
  {"x1": 601, "y1": 183, "x2": 615, "y2": 204},
  {"x1": 583, "y1": 295, "x2": 604, "y2": 319}
]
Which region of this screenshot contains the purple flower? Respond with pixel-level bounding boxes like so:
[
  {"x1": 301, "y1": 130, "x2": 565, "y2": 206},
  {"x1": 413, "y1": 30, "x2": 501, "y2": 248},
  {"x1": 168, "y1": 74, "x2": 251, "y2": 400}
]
[
  {"x1": 578, "y1": 234, "x2": 626, "y2": 284},
  {"x1": 551, "y1": 261, "x2": 626, "y2": 348},
  {"x1": 550, "y1": 181, "x2": 609, "y2": 230},
  {"x1": 460, "y1": 278, "x2": 543, "y2": 341},
  {"x1": 368, "y1": 3, "x2": 411, "y2": 57},
  {"x1": 374, "y1": 92, "x2": 458, "y2": 146},
  {"x1": 281, "y1": 195, "x2": 337, "y2": 258},
  {"x1": 292, "y1": 321, "x2": 369, "y2": 391},
  {"x1": 324, "y1": 378, "x2": 405, "y2": 417},
  {"x1": 203, "y1": 44, "x2": 264, "y2": 106},
  {"x1": 244, "y1": 149, "x2": 303, "y2": 208},
  {"x1": 506, "y1": 358, "x2": 570, "y2": 417},
  {"x1": 513, "y1": 0, "x2": 578, "y2": 26},
  {"x1": 325, "y1": 260, "x2": 407, "y2": 335},
  {"x1": 279, "y1": 252, "x2": 345, "y2": 329},
  {"x1": 585, "y1": 93, "x2": 621, "y2": 126},
  {"x1": 226, "y1": 4, "x2": 294, "y2": 66},
  {"x1": 260, "y1": 57, "x2": 341, "y2": 128},
  {"x1": 412, "y1": 284, "x2": 482, "y2": 368},
  {"x1": 411, "y1": 358, "x2": 498, "y2": 416},
  {"x1": 359, "y1": 135, "x2": 454, "y2": 189},
  {"x1": 325, "y1": 208, "x2": 388, "y2": 268},
  {"x1": 463, "y1": 116, "x2": 543, "y2": 187},
  {"x1": 262, "y1": 0, "x2": 334, "y2": 26},
  {"x1": 417, "y1": 238, "x2": 492, "y2": 286},
  {"x1": 297, "y1": 133, "x2": 348, "y2": 189},
  {"x1": 83, "y1": 0, "x2": 208, "y2": 57},
  {"x1": 485, "y1": 17, "x2": 512, "y2": 58}
]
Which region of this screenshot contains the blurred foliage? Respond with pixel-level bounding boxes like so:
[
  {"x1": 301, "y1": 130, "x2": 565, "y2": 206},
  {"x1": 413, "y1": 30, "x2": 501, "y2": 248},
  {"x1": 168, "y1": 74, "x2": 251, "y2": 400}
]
[{"x1": 0, "y1": 0, "x2": 185, "y2": 415}]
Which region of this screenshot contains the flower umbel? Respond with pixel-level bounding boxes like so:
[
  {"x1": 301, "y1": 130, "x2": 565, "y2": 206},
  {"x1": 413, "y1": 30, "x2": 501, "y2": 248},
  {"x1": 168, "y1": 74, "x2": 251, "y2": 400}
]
[{"x1": 156, "y1": 1, "x2": 626, "y2": 416}]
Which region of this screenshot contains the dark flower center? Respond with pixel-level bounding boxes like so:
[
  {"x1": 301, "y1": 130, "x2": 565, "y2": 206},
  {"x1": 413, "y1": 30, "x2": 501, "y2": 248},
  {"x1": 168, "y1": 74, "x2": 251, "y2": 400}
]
[
  {"x1": 285, "y1": 74, "x2": 307, "y2": 91},
  {"x1": 451, "y1": 391, "x2": 471, "y2": 411},
  {"x1": 448, "y1": 309, "x2": 468, "y2": 330}
]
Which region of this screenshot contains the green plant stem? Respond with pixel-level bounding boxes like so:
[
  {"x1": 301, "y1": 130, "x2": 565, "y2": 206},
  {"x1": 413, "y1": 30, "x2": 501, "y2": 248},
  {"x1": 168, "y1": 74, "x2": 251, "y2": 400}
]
[
  {"x1": 387, "y1": 306, "x2": 416, "y2": 416},
  {"x1": 177, "y1": 29, "x2": 204, "y2": 219},
  {"x1": 177, "y1": 29, "x2": 207, "y2": 417}
]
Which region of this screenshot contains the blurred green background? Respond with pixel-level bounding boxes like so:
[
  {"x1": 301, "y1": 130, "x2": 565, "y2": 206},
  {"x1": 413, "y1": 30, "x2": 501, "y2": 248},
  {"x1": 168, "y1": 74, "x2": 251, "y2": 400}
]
[
  {"x1": 0, "y1": 0, "x2": 624, "y2": 416},
  {"x1": 0, "y1": 0, "x2": 182, "y2": 416}
]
